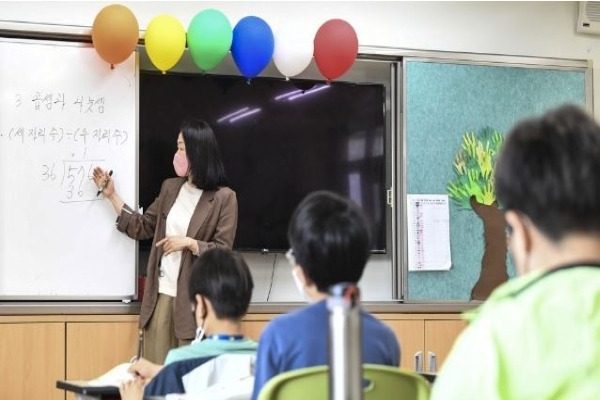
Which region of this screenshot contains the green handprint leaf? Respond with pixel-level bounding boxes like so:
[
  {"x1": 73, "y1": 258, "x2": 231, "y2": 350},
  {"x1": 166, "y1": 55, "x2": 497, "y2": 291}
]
[{"x1": 447, "y1": 127, "x2": 504, "y2": 208}]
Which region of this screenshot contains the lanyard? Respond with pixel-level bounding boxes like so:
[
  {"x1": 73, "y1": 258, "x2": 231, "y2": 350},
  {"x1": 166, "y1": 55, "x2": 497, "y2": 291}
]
[{"x1": 206, "y1": 334, "x2": 245, "y2": 342}]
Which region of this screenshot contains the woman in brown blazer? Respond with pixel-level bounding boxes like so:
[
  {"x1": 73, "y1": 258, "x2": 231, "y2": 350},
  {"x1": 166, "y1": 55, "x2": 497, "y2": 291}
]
[{"x1": 93, "y1": 118, "x2": 237, "y2": 364}]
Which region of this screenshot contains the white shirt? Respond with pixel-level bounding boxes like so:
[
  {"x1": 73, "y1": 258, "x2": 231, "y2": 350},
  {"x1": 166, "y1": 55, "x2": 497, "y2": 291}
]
[{"x1": 158, "y1": 182, "x2": 203, "y2": 297}]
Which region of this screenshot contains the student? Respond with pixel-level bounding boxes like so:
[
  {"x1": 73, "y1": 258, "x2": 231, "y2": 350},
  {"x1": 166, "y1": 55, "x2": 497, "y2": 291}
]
[
  {"x1": 431, "y1": 104, "x2": 600, "y2": 399},
  {"x1": 119, "y1": 247, "x2": 256, "y2": 399},
  {"x1": 252, "y1": 191, "x2": 400, "y2": 399},
  {"x1": 93, "y1": 118, "x2": 237, "y2": 364}
]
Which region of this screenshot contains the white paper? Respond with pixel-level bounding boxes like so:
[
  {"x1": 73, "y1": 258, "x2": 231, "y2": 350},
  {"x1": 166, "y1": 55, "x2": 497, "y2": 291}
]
[
  {"x1": 407, "y1": 194, "x2": 452, "y2": 271},
  {"x1": 87, "y1": 362, "x2": 135, "y2": 387}
]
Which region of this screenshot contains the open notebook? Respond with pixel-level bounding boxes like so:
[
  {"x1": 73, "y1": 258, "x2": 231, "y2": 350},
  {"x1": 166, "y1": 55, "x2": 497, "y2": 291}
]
[{"x1": 87, "y1": 363, "x2": 136, "y2": 387}]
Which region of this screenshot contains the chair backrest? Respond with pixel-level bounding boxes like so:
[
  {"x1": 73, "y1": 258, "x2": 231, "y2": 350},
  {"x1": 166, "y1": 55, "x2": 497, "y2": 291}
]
[{"x1": 257, "y1": 364, "x2": 431, "y2": 400}]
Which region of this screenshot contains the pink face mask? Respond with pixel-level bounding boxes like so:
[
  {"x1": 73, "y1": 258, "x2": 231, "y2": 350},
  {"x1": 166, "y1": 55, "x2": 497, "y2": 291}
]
[{"x1": 173, "y1": 152, "x2": 189, "y2": 177}]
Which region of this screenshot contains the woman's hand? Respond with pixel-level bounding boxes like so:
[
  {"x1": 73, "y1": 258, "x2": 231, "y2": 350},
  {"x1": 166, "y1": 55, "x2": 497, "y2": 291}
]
[
  {"x1": 156, "y1": 236, "x2": 198, "y2": 255},
  {"x1": 127, "y1": 357, "x2": 162, "y2": 381},
  {"x1": 92, "y1": 166, "x2": 115, "y2": 198},
  {"x1": 119, "y1": 377, "x2": 145, "y2": 400}
]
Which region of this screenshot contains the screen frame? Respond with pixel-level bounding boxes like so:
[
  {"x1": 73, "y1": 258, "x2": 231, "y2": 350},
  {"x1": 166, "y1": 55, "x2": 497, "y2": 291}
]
[{"x1": 138, "y1": 50, "x2": 394, "y2": 256}]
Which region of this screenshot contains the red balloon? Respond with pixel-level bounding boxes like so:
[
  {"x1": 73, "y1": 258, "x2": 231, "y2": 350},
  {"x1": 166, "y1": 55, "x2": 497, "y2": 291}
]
[{"x1": 313, "y1": 19, "x2": 358, "y2": 81}]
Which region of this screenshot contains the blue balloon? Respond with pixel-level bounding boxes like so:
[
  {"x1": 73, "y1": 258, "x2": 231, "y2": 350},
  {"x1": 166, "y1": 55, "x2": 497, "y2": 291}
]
[{"x1": 231, "y1": 16, "x2": 274, "y2": 79}]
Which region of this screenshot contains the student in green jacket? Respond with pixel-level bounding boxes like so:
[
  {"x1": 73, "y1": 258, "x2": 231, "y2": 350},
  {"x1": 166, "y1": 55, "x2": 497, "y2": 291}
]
[{"x1": 432, "y1": 104, "x2": 600, "y2": 400}]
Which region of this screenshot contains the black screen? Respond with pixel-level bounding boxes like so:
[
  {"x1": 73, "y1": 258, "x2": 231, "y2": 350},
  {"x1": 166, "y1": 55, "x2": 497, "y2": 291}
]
[{"x1": 140, "y1": 72, "x2": 386, "y2": 251}]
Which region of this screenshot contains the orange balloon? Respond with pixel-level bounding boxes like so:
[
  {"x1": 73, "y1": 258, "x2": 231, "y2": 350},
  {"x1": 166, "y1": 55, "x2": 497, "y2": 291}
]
[{"x1": 92, "y1": 4, "x2": 139, "y2": 66}]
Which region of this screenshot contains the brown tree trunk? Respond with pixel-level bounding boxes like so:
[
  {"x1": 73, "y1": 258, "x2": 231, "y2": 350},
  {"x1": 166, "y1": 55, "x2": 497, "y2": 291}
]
[{"x1": 469, "y1": 197, "x2": 508, "y2": 300}]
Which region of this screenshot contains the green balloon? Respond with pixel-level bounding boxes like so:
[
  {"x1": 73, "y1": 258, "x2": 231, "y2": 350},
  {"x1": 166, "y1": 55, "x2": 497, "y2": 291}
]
[{"x1": 187, "y1": 9, "x2": 233, "y2": 71}]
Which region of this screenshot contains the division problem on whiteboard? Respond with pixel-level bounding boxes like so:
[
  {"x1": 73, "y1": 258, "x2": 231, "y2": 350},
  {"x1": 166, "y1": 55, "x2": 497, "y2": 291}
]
[{"x1": 40, "y1": 159, "x2": 105, "y2": 203}]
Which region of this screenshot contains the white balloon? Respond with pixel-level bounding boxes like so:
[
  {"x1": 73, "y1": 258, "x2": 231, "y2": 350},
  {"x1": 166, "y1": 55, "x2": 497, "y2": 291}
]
[{"x1": 273, "y1": 27, "x2": 314, "y2": 78}]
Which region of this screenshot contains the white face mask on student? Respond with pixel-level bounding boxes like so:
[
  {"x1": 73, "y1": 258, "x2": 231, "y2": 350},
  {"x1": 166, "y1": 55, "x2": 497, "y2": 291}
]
[
  {"x1": 291, "y1": 267, "x2": 311, "y2": 303},
  {"x1": 191, "y1": 325, "x2": 205, "y2": 344},
  {"x1": 191, "y1": 297, "x2": 207, "y2": 344}
]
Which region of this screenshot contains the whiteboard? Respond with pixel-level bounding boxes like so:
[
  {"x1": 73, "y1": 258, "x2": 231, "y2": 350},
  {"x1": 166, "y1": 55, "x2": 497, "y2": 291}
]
[{"x1": 0, "y1": 38, "x2": 137, "y2": 299}]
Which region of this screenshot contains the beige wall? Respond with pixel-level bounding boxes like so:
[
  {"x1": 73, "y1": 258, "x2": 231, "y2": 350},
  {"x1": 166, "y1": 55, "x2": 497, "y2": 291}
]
[
  {"x1": 0, "y1": 2, "x2": 595, "y2": 102},
  {"x1": 0, "y1": 2, "x2": 596, "y2": 108}
]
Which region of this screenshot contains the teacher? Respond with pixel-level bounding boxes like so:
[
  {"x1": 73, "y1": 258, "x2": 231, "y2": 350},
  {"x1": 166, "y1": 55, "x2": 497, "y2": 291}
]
[{"x1": 93, "y1": 118, "x2": 237, "y2": 364}]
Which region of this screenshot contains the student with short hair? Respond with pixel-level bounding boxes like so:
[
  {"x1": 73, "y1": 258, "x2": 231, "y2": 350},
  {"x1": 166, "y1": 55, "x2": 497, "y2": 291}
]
[
  {"x1": 432, "y1": 104, "x2": 600, "y2": 399},
  {"x1": 119, "y1": 248, "x2": 257, "y2": 399},
  {"x1": 251, "y1": 191, "x2": 400, "y2": 400}
]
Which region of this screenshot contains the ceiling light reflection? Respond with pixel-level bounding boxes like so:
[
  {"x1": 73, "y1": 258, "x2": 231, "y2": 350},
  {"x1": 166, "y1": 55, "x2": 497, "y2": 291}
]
[{"x1": 217, "y1": 107, "x2": 250, "y2": 123}]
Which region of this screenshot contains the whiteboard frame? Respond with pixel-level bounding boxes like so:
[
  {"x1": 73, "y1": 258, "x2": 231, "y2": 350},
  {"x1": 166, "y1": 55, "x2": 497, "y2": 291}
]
[{"x1": 0, "y1": 35, "x2": 140, "y2": 301}]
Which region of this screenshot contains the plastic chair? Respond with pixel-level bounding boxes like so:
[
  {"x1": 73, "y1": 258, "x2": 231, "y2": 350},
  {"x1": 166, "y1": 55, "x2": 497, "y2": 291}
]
[{"x1": 258, "y1": 364, "x2": 431, "y2": 400}]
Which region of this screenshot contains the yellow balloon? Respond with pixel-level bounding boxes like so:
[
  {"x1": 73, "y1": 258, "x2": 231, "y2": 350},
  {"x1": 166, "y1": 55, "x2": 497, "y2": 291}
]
[{"x1": 144, "y1": 14, "x2": 186, "y2": 73}]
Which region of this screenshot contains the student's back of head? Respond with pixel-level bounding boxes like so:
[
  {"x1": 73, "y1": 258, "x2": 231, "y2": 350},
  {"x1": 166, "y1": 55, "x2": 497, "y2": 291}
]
[
  {"x1": 252, "y1": 191, "x2": 399, "y2": 400},
  {"x1": 188, "y1": 248, "x2": 254, "y2": 320},
  {"x1": 287, "y1": 190, "x2": 371, "y2": 292},
  {"x1": 127, "y1": 248, "x2": 257, "y2": 398},
  {"x1": 495, "y1": 104, "x2": 600, "y2": 241}
]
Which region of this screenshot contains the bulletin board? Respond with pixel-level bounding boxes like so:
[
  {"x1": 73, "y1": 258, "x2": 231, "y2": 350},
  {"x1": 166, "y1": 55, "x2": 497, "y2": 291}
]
[{"x1": 404, "y1": 58, "x2": 588, "y2": 301}]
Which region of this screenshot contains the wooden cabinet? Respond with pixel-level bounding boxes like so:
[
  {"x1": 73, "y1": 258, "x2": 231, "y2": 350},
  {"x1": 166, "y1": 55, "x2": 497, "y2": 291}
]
[
  {"x1": 377, "y1": 314, "x2": 466, "y2": 372},
  {"x1": 0, "y1": 314, "x2": 138, "y2": 400},
  {"x1": 64, "y1": 315, "x2": 139, "y2": 400},
  {"x1": 0, "y1": 312, "x2": 462, "y2": 398},
  {"x1": 377, "y1": 317, "x2": 425, "y2": 370},
  {"x1": 0, "y1": 317, "x2": 65, "y2": 400},
  {"x1": 241, "y1": 314, "x2": 277, "y2": 341},
  {"x1": 423, "y1": 319, "x2": 466, "y2": 371},
  {"x1": 241, "y1": 313, "x2": 466, "y2": 373},
  {"x1": 65, "y1": 316, "x2": 139, "y2": 380}
]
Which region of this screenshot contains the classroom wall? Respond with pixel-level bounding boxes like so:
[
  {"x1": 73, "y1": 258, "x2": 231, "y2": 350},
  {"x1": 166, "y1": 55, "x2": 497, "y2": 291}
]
[
  {"x1": 1, "y1": 2, "x2": 596, "y2": 111},
  {"x1": 1, "y1": 1, "x2": 597, "y2": 302}
]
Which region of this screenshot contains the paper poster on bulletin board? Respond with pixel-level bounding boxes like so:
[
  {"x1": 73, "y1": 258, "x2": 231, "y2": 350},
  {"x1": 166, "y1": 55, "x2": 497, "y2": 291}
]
[{"x1": 406, "y1": 194, "x2": 451, "y2": 272}]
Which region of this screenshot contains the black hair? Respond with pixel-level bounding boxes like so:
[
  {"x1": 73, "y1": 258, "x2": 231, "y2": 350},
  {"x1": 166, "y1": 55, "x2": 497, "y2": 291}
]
[
  {"x1": 188, "y1": 248, "x2": 254, "y2": 320},
  {"x1": 180, "y1": 118, "x2": 229, "y2": 190},
  {"x1": 495, "y1": 104, "x2": 600, "y2": 241},
  {"x1": 287, "y1": 190, "x2": 371, "y2": 292}
]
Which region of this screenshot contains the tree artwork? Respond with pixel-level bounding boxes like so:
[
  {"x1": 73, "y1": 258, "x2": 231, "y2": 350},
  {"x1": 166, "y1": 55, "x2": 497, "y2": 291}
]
[{"x1": 447, "y1": 128, "x2": 507, "y2": 300}]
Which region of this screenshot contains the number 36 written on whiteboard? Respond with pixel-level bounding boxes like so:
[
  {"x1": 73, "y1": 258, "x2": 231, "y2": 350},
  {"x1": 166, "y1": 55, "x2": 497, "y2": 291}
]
[{"x1": 41, "y1": 161, "x2": 102, "y2": 203}]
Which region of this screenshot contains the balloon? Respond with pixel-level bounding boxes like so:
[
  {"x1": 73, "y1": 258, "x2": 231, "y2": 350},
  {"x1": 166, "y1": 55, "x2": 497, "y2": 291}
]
[
  {"x1": 313, "y1": 19, "x2": 358, "y2": 81},
  {"x1": 92, "y1": 4, "x2": 139, "y2": 67},
  {"x1": 273, "y1": 27, "x2": 313, "y2": 79},
  {"x1": 144, "y1": 14, "x2": 186, "y2": 73},
  {"x1": 187, "y1": 9, "x2": 233, "y2": 72},
  {"x1": 231, "y1": 16, "x2": 274, "y2": 79}
]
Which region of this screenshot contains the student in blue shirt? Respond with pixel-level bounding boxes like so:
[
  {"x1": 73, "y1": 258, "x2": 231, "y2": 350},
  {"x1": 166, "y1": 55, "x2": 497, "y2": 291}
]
[
  {"x1": 120, "y1": 247, "x2": 256, "y2": 399},
  {"x1": 252, "y1": 191, "x2": 400, "y2": 400}
]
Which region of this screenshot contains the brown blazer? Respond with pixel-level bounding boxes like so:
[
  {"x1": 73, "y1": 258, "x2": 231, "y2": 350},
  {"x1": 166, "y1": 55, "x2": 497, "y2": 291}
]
[{"x1": 116, "y1": 177, "x2": 237, "y2": 339}]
